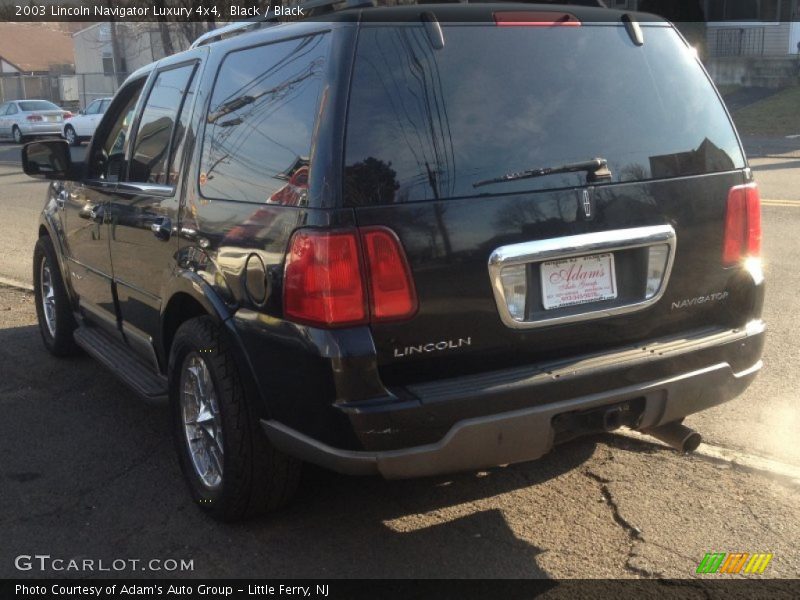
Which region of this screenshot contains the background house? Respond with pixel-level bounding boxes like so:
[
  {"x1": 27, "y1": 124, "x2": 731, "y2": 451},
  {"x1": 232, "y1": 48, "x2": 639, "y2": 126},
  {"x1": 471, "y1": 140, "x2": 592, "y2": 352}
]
[
  {"x1": 71, "y1": 22, "x2": 201, "y2": 108},
  {"x1": 0, "y1": 23, "x2": 75, "y2": 105},
  {"x1": 609, "y1": 0, "x2": 799, "y2": 87}
]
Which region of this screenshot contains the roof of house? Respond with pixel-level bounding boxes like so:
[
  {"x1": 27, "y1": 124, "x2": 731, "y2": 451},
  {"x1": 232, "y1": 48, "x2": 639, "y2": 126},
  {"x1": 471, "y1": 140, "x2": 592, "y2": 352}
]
[{"x1": 0, "y1": 23, "x2": 75, "y2": 72}]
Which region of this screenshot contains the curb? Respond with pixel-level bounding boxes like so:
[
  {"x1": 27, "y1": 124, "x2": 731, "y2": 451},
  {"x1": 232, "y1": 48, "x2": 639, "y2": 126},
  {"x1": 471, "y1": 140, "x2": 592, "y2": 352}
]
[
  {"x1": 0, "y1": 275, "x2": 33, "y2": 291},
  {"x1": 616, "y1": 429, "x2": 800, "y2": 487}
]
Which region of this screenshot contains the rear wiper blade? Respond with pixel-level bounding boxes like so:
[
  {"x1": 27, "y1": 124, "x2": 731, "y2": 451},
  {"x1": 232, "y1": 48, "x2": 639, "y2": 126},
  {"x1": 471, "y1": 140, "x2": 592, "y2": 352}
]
[{"x1": 473, "y1": 157, "x2": 612, "y2": 188}]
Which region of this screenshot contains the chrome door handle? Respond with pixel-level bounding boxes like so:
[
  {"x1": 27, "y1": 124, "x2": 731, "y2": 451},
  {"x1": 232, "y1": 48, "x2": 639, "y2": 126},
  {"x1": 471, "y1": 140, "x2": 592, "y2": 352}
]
[{"x1": 151, "y1": 217, "x2": 172, "y2": 241}]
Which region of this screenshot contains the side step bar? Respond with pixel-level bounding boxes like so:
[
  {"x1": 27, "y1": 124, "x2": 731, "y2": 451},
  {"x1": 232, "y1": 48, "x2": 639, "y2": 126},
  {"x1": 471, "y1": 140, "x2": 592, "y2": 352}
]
[{"x1": 74, "y1": 326, "x2": 168, "y2": 401}]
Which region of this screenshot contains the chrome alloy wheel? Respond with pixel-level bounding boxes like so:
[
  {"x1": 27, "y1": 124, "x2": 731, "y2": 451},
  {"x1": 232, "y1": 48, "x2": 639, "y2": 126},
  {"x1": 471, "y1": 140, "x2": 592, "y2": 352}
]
[
  {"x1": 40, "y1": 258, "x2": 57, "y2": 338},
  {"x1": 65, "y1": 126, "x2": 76, "y2": 145},
  {"x1": 180, "y1": 353, "x2": 224, "y2": 490}
]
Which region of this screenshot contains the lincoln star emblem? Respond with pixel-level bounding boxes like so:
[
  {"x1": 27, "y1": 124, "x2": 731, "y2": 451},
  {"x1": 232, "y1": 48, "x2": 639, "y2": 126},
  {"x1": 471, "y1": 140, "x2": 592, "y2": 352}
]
[{"x1": 582, "y1": 189, "x2": 592, "y2": 219}]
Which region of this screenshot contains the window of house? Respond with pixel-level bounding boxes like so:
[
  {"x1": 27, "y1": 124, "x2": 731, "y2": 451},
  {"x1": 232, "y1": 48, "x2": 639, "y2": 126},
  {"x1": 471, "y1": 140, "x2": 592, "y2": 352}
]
[
  {"x1": 708, "y1": 0, "x2": 780, "y2": 21},
  {"x1": 102, "y1": 55, "x2": 115, "y2": 76}
]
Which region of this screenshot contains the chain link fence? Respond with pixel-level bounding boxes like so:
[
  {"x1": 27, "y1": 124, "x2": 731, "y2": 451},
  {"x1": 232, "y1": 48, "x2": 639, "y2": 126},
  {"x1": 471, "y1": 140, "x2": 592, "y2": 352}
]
[{"x1": 0, "y1": 72, "x2": 127, "y2": 111}]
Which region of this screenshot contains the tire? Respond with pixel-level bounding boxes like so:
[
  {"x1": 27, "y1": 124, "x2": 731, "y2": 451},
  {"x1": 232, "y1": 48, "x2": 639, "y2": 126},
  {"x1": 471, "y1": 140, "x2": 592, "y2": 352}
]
[
  {"x1": 169, "y1": 316, "x2": 301, "y2": 521},
  {"x1": 33, "y1": 235, "x2": 79, "y2": 356},
  {"x1": 12, "y1": 126, "x2": 25, "y2": 144},
  {"x1": 64, "y1": 125, "x2": 80, "y2": 146}
]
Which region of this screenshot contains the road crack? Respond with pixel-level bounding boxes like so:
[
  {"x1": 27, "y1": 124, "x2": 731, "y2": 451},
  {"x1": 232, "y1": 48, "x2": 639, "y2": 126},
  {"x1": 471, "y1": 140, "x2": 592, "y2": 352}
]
[{"x1": 584, "y1": 469, "x2": 665, "y2": 578}]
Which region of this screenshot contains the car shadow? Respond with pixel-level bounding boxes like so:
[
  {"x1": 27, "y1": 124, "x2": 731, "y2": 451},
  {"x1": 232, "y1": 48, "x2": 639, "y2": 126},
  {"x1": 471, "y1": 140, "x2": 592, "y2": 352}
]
[{"x1": 0, "y1": 321, "x2": 596, "y2": 580}]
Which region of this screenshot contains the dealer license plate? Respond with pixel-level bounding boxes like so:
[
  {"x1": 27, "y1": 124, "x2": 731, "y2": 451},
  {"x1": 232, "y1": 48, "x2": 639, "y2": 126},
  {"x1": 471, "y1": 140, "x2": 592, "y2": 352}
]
[{"x1": 540, "y1": 253, "x2": 617, "y2": 310}]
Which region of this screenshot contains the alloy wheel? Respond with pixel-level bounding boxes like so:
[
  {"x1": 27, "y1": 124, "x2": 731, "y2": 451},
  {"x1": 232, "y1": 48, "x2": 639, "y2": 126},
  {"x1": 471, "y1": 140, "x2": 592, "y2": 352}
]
[
  {"x1": 179, "y1": 352, "x2": 224, "y2": 490},
  {"x1": 39, "y1": 258, "x2": 56, "y2": 338}
]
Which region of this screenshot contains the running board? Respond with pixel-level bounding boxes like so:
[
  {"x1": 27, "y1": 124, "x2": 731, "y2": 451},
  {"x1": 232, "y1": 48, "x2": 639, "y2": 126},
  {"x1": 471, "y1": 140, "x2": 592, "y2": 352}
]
[{"x1": 74, "y1": 325, "x2": 168, "y2": 401}]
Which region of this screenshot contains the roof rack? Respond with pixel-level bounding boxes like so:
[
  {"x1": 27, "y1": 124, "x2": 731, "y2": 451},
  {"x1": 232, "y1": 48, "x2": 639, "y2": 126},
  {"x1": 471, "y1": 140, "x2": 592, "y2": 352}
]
[
  {"x1": 190, "y1": 0, "x2": 375, "y2": 48},
  {"x1": 190, "y1": 0, "x2": 611, "y2": 49}
]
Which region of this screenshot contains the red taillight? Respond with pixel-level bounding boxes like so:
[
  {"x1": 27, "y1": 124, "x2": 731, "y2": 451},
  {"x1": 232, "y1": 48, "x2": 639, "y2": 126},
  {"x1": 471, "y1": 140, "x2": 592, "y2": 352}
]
[
  {"x1": 283, "y1": 230, "x2": 367, "y2": 327},
  {"x1": 494, "y1": 11, "x2": 581, "y2": 27},
  {"x1": 26, "y1": 114, "x2": 43, "y2": 122},
  {"x1": 722, "y1": 183, "x2": 761, "y2": 266},
  {"x1": 283, "y1": 227, "x2": 417, "y2": 328},
  {"x1": 361, "y1": 227, "x2": 417, "y2": 322},
  {"x1": 63, "y1": 111, "x2": 74, "y2": 119}
]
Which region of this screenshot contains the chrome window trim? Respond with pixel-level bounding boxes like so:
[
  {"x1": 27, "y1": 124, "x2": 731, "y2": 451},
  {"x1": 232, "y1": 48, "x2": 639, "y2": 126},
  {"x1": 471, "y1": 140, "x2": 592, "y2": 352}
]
[
  {"x1": 488, "y1": 225, "x2": 677, "y2": 329},
  {"x1": 115, "y1": 182, "x2": 175, "y2": 196}
]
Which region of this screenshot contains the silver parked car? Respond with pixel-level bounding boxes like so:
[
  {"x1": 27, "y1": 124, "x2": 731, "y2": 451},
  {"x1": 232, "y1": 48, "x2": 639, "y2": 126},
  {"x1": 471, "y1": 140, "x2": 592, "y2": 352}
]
[{"x1": 0, "y1": 99, "x2": 70, "y2": 144}]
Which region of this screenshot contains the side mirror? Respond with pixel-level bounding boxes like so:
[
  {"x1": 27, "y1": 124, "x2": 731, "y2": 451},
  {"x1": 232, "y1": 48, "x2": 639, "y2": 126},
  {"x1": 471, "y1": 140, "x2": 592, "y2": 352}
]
[
  {"x1": 22, "y1": 140, "x2": 80, "y2": 181},
  {"x1": 79, "y1": 109, "x2": 85, "y2": 115}
]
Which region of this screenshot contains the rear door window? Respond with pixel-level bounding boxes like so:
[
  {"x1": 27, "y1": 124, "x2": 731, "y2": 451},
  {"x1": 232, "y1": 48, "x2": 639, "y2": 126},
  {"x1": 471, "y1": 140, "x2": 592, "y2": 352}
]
[
  {"x1": 344, "y1": 24, "x2": 745, "y2": 206},
  {"x1": 199, "y1": 33, "x2": 330, "y2": 205},
  {"x1": 127, "y1": 63, "x2": 198, "y2": 185}
]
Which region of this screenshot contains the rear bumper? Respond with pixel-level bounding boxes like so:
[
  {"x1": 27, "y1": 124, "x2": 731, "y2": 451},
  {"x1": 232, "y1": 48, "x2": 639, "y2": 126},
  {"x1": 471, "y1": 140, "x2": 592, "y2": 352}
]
[
  {"x1": 19, "y1": 123, "x2": 62, "y2": 135},
  {"x1": 261, "y1": 320, "x2": 765, "y2": 478}
]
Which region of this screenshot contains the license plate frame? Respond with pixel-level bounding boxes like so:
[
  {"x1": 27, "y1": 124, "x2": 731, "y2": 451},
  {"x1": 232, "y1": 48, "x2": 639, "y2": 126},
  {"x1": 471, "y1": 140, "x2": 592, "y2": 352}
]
[{"x1": 540, "y1": 252, "x2": 617, "y2": 310}]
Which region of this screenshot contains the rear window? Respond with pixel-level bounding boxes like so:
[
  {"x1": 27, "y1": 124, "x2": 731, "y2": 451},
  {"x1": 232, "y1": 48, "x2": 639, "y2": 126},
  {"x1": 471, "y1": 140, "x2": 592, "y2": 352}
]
[
  {"x1": 344, "y1": 24, "x2": 745, "y2": 206},
  {"x1": 19, "y1": 100, "x2": 60, "y2": 112},
  {"x1": 199, "y1": 33, "x2": 330, "y2": 205}
]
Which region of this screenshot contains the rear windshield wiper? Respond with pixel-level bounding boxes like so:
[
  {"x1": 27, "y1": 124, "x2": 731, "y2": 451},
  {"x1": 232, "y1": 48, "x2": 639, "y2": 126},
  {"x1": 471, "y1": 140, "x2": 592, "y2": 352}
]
[{"x1": 473, "y1": 158, "x2": 612, "y2": 188}]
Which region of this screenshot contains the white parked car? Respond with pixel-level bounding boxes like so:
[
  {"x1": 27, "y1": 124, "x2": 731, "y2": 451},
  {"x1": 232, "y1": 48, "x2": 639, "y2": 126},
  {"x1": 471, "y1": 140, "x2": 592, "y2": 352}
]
[{"x1": 62, "y1": 98, "x2": 112, "y2": 146}]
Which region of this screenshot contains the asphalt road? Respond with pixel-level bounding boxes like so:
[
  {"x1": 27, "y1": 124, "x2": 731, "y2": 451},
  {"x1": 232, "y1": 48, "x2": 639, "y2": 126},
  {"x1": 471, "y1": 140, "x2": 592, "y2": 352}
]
[{"x1": 0, "y1": 142, "x2": 799, "y2": 579}]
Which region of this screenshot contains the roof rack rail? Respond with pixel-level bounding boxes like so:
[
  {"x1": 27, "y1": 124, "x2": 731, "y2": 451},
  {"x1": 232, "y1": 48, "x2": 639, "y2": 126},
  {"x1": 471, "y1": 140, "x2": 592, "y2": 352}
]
[{"x1": 190, "y1": 0, "x2": 375, "y2": 48}]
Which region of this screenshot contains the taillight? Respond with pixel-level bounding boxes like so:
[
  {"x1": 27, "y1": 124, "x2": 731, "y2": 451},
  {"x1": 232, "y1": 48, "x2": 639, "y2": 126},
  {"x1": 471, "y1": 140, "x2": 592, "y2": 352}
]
[
  {"x1": 63, "y1": 111, "x2": 74, "y2": 119},
  {"x1": 283, "y1": 227, "x2": 417, "y2": 328},
  {"x1": 26, "y1": 114, "x2": 43, "y2": 122},
  {"x1": 494, "y1": 11, "x2": 581, "y2": 27},
  {"x1": 283, "y1": 230, "x2": 367, "y2": 327},
  {"x1": 361, "y1": 227, "x2": 417, "y2": 322},
  {"x1": 722, "y1": 183, "x2": 761, "y2": 266}
]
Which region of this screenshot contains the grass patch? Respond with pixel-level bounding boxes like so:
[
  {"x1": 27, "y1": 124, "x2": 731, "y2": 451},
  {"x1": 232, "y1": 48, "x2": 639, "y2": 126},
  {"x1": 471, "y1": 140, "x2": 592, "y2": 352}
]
[{"x1": 732, "y1": 85, "x2": 800, "y2": 136}]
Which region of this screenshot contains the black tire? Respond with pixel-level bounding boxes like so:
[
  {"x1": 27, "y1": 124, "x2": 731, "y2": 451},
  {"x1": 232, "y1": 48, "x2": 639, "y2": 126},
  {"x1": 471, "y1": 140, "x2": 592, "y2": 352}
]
[
  {"x1": 64, "y1": 125, "x2": 80, "y2": 146},
  {"x1": 169, "y1": 316, "x2": 301, "y2": 521},
  {"x1": 33, "y1": 235, "x2": 79, "y2": 357},
  {"x1": 12, "y1": 126, "x2": 25, "y2": 144}
]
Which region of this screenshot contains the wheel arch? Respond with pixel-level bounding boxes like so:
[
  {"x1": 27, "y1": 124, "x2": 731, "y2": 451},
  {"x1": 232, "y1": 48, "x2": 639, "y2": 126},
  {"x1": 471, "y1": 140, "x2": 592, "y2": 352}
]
[
  {"x1": 160, "y1": 272, "x2": 229, "y2": 369},
  {"x1": 37, "y1": 215, "x2": 75, "y2": 304},
  {"x1": 159, "y1": 272, "x2": 269, "y2": 417}
]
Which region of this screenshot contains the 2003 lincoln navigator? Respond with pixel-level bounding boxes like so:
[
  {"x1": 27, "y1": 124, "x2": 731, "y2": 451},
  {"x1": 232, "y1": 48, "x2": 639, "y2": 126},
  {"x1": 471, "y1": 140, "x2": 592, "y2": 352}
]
[{"x1": 22, "y1": 2, "x2": 765, "y2": 520}]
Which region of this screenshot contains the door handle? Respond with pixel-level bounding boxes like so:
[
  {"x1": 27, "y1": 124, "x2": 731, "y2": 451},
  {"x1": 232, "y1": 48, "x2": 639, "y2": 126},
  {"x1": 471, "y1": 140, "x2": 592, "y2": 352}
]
[
  {"x1": 55, "y1": 189, "x2": 67, "y2": 210},
  {"x1": 151, "y1": 217, "x2": 172, "y2": 241}
]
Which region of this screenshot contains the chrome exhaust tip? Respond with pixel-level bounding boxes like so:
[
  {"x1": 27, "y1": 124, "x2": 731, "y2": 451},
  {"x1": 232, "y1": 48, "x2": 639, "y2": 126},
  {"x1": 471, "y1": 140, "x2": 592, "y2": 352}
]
[{"x1": 644, "y1": 421, "x2": 702, "y2": 453}]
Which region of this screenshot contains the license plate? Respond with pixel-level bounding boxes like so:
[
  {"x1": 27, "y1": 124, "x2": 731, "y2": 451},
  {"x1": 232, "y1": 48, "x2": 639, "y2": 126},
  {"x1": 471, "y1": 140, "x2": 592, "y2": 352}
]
[
  {"x1": 44, "y1": 116, "x2": 58, "y2": 122},
  {"x1": 540, "y1": 253, "x2": 617, "y2": 310}
]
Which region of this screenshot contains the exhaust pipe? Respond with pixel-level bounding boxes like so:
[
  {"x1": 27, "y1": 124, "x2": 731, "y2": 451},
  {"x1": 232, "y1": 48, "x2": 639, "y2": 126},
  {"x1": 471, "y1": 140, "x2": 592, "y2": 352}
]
[{"x1": 644, "y1": 421, "x2": 702, "y2": 453}]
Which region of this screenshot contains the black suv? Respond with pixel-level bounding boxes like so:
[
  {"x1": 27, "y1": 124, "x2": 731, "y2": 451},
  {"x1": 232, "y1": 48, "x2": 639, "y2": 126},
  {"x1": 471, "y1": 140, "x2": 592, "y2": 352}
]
[{"x1": 22, "y1": 3, "x2": 765, "y2": 521}]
